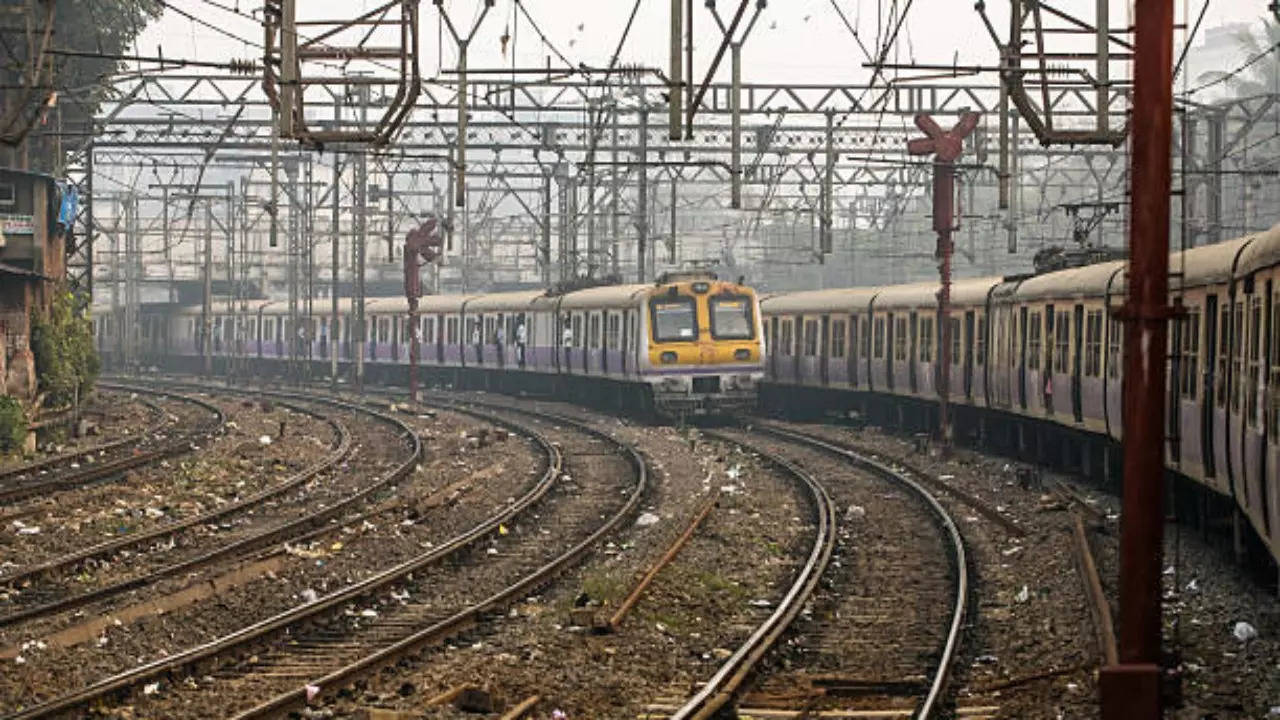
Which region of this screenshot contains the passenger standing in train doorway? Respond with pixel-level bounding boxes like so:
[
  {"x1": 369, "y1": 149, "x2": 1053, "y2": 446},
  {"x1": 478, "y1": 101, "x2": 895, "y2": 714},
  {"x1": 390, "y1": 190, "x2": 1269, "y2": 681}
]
[
  {"x1": 562, "y1": 315, "x2": 573, "y2": 368},
  {"x1": 515, "y1": 316, "x2": 527, "y2": 368}
]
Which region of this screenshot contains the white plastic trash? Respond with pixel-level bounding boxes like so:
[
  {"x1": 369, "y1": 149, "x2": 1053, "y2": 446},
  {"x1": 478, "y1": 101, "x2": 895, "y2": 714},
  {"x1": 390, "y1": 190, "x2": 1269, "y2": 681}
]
[
  {"x1": 1233, "y1": 621, "x2": 1258, "y2": 643},
  {"x1": 635, "y1": 512, "x2": 660, "y2": 527}
]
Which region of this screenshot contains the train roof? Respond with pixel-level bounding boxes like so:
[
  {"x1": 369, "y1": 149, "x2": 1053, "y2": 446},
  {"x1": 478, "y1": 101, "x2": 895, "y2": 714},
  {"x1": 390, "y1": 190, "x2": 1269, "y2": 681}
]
[
  {"x1": 1225, "y1": 223, "x2": 1280, "y2": 280},
  {"x1": 760, "y1": 287, "x2": 880, "y2": 314},
  {"x1": 871, "y1": 281, "x2": 937, "y2": 309},
  {"x1": 556, "y1": 283, "x2": 650, "y2": 310},
  {"x1": 463, "y1": 290, "x2": 546, "y2": 312},
  {"x1": 366, "y1": 297, "x2": 410, "y2": 314},
  {"x1": 416, "y1": 294, "x2": 472, "y2": 313},
  {"x1": 1015, "y1": 260, "x2": 1125, "y2": 302}
]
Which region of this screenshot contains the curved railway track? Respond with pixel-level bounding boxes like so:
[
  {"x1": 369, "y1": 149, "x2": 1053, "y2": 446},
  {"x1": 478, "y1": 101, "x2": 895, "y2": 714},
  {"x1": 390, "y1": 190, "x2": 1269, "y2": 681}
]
[
  {"x1": 0, "y1": 384, "x2": 225, "y2": 506},
  {"x1": 1, "y1": 394, "x2": 646, "y2": 720},
  {"x1": 0, "y1": 396, "x2": 351, "y2": 628},
  {"x1": 663, "y1": 423, "x2": 968, "y2": 719}
]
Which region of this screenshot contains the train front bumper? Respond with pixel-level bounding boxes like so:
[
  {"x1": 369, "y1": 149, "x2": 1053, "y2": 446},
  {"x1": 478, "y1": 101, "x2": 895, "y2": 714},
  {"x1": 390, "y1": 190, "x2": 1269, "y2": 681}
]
[{"x1": 648, "y1": 371, "x2": 763, "y2": 415}]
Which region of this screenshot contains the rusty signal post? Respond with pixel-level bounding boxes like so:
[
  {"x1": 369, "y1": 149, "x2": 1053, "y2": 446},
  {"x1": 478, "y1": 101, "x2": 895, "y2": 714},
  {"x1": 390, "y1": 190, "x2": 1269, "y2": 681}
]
[
  {"x1": 906, "y1": 111, "x2": 981, "y2": 450},
  {"x1": 404, "y1": 216, "x2": 443, "y2": 401}
]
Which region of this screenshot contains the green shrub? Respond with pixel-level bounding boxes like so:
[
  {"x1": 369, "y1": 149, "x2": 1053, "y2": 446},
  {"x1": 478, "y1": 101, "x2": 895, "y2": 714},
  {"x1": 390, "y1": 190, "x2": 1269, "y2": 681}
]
[
  {"x1": 31, "y1": 286, "x2": 100, "y2": 407},
  {"x1": 0, "y1": 396, "x2": 27, "y2": 452}
]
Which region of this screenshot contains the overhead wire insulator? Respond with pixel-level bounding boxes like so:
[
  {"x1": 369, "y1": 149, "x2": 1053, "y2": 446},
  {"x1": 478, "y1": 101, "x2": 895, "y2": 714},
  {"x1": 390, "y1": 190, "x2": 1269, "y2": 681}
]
[{"x1": 228, "y1": 58, "x2": 258, "y2": 76}]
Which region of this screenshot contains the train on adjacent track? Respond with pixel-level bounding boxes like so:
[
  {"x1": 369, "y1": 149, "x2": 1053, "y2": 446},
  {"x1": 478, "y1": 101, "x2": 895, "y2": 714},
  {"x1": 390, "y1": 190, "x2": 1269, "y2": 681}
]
[
  {"x1": 98, "y1": 272, "x2": 767, "y2": 417},
  {"x1": 95, "y1": 224, "x2": 1280, "y2": 566},
  {"x1": 758, "y1": 223, "x2": 1280, "y2": 566}
]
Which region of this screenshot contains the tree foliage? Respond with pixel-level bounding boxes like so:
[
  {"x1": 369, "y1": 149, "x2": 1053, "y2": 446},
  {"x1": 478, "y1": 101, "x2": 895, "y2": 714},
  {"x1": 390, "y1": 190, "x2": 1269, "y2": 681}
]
[
  {"x1": 0, "y1": 396, "x2": 27, "y2": 453},
  {"x1": 1196, "y1": 16, "x2": 1280, "y2": 99},
  {"x1": 1, "y1": 0, "x2": 162, "y2": 171},
  {"x1": 31, "y1": 286, "x2": 99, "y2": 407}
]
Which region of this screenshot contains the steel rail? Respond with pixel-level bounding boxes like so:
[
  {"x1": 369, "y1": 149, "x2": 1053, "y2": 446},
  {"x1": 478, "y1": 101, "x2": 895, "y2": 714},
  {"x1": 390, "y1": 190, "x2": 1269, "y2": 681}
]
[
  {"x1": 0, "y1": 394, "x2": 163, "y2": 484},
  {"x1": 756, "y1": 424, "x2": 969, "y2": 720},
  {"x1": 0, "y1": 392, "x2": 352, "y2": 591},
  {"x1": 669, "y1": 429, "x2": 837, "y2": 720},
  {"x1": 0, "y1": 395, "x2": 354, "y2": 627},
  {"x1": 230, "y1": 398, "x2": 649, "y2": 719},
  {"x1": 0, "y1": 396, "x2": 557, "y2": 720},
  {"x1": 0, "y1": 384, "x2": 225, "y2": 504}
]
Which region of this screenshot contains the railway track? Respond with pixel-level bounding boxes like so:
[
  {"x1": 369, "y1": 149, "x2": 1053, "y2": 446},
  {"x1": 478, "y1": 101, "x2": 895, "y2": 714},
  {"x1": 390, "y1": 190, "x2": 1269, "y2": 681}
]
[
  {"x1": 0, "y1": 397, "x2": 352, "y2": 628},
  {"x1": 1, "y1": 394, "x2": 646, "y2": 720},
  {"x1": 0, "y1": 381, "x2": 436, "y2": 639},
  {"x1": 0, "y1": 384, "x2": 224, "y2": 506},
  {"x1": 656, "y1": 423, "x2": 968, "y2": 719}
]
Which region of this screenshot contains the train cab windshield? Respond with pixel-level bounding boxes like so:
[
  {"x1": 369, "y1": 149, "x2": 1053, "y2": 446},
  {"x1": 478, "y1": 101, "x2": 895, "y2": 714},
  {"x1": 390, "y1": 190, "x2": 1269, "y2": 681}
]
[
  {"x1": 651, "y1": 296, "x2": 698, "y2": 342},
  {"x1": 710, "y1": 294, "x2": 755, "y2": 340}
]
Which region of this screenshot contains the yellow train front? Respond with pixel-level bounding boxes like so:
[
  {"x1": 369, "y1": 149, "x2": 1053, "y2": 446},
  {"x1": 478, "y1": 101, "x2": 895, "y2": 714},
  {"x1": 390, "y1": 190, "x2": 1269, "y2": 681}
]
[
  {"x1": 115, "y1": 271, "x2": 767, "y2": 421},
  {"x1": 636, "y1": 272, "x2": 766, "y2": 416}
]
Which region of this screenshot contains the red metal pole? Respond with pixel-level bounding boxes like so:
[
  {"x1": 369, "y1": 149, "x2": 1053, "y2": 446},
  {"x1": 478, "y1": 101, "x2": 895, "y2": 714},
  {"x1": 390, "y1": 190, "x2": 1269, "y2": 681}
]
[
  {"x1": 907, "y1": 112, "x2": 977, "y2": 450},
  {"x1": 408, "y1": 297, "x2": 419, "y2": 403},
  {"x1": 1101, "y1": 0, "x2": 1174, "y2": 717},
  {"x1": 935, "y1": 161, "x2": 955, "y2": 449}
]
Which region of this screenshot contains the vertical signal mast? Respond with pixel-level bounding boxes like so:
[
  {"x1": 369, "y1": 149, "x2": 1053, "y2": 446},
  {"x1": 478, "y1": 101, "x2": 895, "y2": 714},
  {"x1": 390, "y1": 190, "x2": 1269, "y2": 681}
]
[{"x1": 262, "y1": 0, "x2": 423, "y2": 146}]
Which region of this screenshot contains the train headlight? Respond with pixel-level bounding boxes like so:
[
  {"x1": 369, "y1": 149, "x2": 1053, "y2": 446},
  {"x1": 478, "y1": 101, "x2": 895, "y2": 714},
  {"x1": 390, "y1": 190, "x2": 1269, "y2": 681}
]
[
  {"x1": 660, "y1": 351, "x2": 678, "y2": 364},
  {"x1": 659, "y1": 378, "x2": 685, "y2": 392},
  {"x1": 734, "y1": 348, "x2": 751, "y2": 361}
]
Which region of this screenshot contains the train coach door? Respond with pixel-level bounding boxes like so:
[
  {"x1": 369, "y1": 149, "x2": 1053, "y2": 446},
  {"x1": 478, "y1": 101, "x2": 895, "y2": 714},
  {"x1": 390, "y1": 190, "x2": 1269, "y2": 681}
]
[
  {"x1": 848, "y1": 314, "x2": 859, "y2": 387},
  {"x1": 820, "y1": 315, "x2": 830, "y2": 385},
  {"x1": 908, "y1": 311, "x2": 918, "y2": 394},
  {"x1": 1072, "y1": 304, "x2": 1084, "y2": 423},
  {"x1": 1018, "y1": 307, "x2": 1028, "y2": 410},
  {"x1": 886, "y1": 313, "x2": 895, "y2": 390},
  {"x1": 964, "y1": 311, "x2": 975, "y2": 400},
  {"x1": 793, "y1": 315, "x2": 803, "y2": 380},
  {"x1": 1204, "y1": 294, "x2": 1218, "y2": 478},
  {"x1": 770, "y1": 316, "x2": 779, "y2": 378}
]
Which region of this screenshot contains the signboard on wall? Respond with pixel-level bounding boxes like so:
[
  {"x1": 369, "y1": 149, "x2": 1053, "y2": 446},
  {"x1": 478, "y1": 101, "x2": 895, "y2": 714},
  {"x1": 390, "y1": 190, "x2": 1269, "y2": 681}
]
[{"x1": 0, "y1": 214, "x2": 34, "y2": 235}]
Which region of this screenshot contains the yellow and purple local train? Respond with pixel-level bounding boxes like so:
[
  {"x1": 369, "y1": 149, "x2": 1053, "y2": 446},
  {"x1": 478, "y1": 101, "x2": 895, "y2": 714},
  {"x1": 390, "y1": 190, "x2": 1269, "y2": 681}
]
[
  {"x1": 758, "y1": 223, "x2": 1280, "y2": 566},
  {"x1": 100, "y1": 272, "x2": 766, "y2": 416}
]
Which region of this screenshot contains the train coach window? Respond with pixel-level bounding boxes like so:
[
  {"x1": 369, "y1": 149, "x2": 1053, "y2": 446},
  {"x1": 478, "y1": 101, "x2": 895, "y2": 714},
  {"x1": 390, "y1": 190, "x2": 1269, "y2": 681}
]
[
  {"x1": 1028, "y1": 312, "x2": 1042, "y2": 370},
  {"x1": 951, "y1": 318, "x2": 962, "y2": 366},
  {"x1": 710, "y1": 294, "x2": 754, "y2": 340},
  {"x1": 1233, "y1": 301, "x2": 1245, "y2": 412},
  {"x1": 1107, "y1": 314, "x2": 1122, "y2": 379},
  {"x1": 1270, "y1": 298, "x2": 1280, "y2": 439},
  {"x1": 650, "y1": 296, "x2": 697, "y2": 342},
  {"x1": 590, "y1": 314, "x2": 602, "y2": 349},
  {"x1": 1217, "y1": 306, "x2": 1229, "y2": 405},
  {"x1": 803, "y1": 319, "x2": 818, "y2": 356},
  {"x1": 894, "y1": 317, "x2": 908, "y2": 362},
  {"x1": 976, "y1": 316, "x2": 987, "y2": 366},
  {"x1": 919, "y1": 316, "x2": 933, "y2": 362},
  {"x1": 781, "y1": 320, "x2": 794, "y2": 356},
  {"x1": 607, "y1": 314, "x2": 620, "y2": 350},
  {"x1": 1085, "y1": 310, "x2": 1103, "y2": 377},
  {"x1": 873, "y1": 317, "x2": 885, "y2": 359},
  {"x1": 1181, "y1": 309, "x2": 1200, "y2": 399},
  {"x1": 1248, "y1": 297, "x2": 1262, "y2": 426},
  {"x1": 1054, "y1": 311, "x2": 1070, "y2": 374},
  {"x1": 831, "y1": 319, "x2": 847, "y2": 359}
]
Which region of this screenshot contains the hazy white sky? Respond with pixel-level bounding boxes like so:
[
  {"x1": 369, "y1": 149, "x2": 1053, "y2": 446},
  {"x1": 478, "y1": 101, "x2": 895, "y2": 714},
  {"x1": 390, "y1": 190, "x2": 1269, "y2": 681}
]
[{"x1": 130, "y1": 1, "x2": 1270, "y2": 94}]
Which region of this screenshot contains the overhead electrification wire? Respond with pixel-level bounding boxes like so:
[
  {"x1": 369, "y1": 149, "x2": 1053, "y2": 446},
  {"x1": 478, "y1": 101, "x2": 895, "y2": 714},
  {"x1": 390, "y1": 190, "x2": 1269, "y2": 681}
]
[
  {"x1": 1182, "y1": 38, "x2": 1280, "y2": 95},
  {"x1": 576, "y1": 0, "x2": 643, "y2": 188},
  {"x1": 512, "y1": 0, "x2": 581, "y2": 79}
]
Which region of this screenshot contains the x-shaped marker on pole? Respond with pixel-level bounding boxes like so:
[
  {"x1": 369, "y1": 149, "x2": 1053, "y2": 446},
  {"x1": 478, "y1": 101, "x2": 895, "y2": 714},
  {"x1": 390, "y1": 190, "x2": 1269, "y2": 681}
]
[{"x1": 907, "y1": 112, "x2": 981, "y2": 163}]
